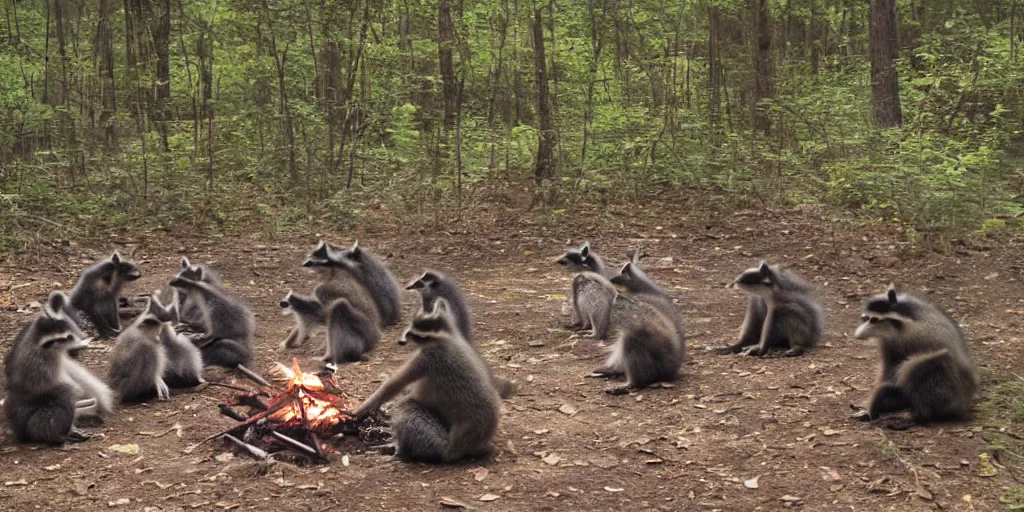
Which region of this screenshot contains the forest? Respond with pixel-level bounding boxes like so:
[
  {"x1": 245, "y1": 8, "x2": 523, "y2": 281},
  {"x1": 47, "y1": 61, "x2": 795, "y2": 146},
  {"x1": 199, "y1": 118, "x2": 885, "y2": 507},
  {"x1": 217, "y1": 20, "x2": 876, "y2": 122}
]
[{"x1": 1, "y1": 0, "x2": 1023, "y2": 247}]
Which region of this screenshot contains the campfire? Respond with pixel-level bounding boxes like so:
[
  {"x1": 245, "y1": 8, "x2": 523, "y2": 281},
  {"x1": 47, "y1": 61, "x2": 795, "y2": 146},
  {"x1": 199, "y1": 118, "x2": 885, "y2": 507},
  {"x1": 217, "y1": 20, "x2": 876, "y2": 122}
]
[{"x1": 213, "y1": 359, "x2": 389, "y2": 463}]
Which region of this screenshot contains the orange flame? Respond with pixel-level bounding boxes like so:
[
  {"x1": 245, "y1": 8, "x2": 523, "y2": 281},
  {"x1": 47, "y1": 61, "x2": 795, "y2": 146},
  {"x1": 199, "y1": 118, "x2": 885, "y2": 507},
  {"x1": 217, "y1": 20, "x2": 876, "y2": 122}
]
[{"x1": 265, "y1": 359, "x2": 351, "y2": 431}]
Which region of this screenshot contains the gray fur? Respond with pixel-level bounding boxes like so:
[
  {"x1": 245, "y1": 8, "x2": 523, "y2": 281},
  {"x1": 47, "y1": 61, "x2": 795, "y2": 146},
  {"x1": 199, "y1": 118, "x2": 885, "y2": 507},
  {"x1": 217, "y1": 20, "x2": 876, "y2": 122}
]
[
  {"x1": 302, "y1": 242, "x2": 381, "y2": 328},
  {"x1": 718, "y1": 261, "x2": 824, "y2": 357},
  {"x1": 325, "y1": 298, "x2": 380, "y2": 363},
  {"x1": 169, "y1": 269, "x2": 254, "y2": 368},
  {"x1": 149, "y1": 293, "x2": 204, "y2": 388},
  {"x1": 4, "y1": 292, "x2": 112, "y2": 444},
  {"x1": 570, "y1": 272, "x2": 618, "y2": 340},
  {"x1": 556, "y1": 242, "x2": 611, "y2": 333},
  {"x1": 406, "y1": 270, "x2": 518, "y2": 399},
  {"x1": 327, "y1": 241, "x2": 402, "y2": 326},
  {"x1": 67, "y1": 252, "x2": 142, "y2": 338},
  {"x1": 107, "y1": 305, "x2": 170, "y2": 403},
  {"x1": 853, "y1": 287, "x2": 978, "y2": 425},
  {"x1": 598, "y1": 255, "x2": 686, "y2": 393},
  {"x1": 176, "y1": 256, "x2": 227, "y2": 330},
  {"x1": 279, "y1": 291, "x2": 326, "y2": 349},
  {"x1": 354, "y1": 299, "x2": 501, "y2": 463}
]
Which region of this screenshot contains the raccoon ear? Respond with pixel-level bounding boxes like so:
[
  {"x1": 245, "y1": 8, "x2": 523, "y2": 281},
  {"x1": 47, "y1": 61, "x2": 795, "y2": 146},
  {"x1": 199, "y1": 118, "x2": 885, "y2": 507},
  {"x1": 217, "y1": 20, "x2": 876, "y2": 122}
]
[
  {"x1": 620, "y1": 262, "x2": 633, "y2": 275},
  {"x1": 886, "y1": 284, "x2": 898, "y2": 304},
  {"x1": 350, "y1": 240, "x2": 361, "y2": 256},
  {"x1": 758, "y1": 261, "x2": 771, "y2": 275},
  {"x1": 422, "y1": 271, "x2": 440, "y2": 283},
  {"x1": 315, "y1": 239, "x2": 326, "y2": 251},
  {"x1": 111, "y1": 251, "x2": 122, "y2": 264},
  {"x1": 193, "y1": 266, "x2": 205, "y2": 281},
  {"x1": 580, "y1": 241, "x2": 591, "y2": 257},
  {"x1": 45, "y1": 291, "x2": 69, "y2": 318},
  {"x1": 180, "y1": 256, "x2": 191, "y2": 269},
  {"x1": 141, "y1": 316, "x2": 161, "y2": 327},
  {"x1": 142, "y1": 297, "x2": 155, "y2": 313}
]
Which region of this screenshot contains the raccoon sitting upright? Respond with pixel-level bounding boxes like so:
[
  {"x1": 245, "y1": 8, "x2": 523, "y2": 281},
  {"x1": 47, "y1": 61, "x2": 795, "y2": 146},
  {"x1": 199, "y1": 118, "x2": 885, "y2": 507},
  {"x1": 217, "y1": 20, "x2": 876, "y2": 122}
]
[
  {"x1": 717, "y1": 261, "x2": 824, "y2": 357},
  {"x1": 66, "y1": 252, "x2": 142, "y2": 338},
  {"x1": 592, "y1": 251, "x2": 686, "y2": 394},
  {"x1": 4, "y1": 292, "x2": 113, "y2": 444},
  {"x1": 107, "y1": 300, "x2": 171, "y2": 403},
  {"x1": 169, "y1": 267, "x2": 255, "y2": 368},
  {"x1": 176, "y1": 257, "x2": 228, "y2": 330},
  {"x1": 148, "y1": 292, "x2": 204, "y2": 388},
  {"x1": 851, "y1": 285, "x2": 978, "y2": 427},
  {"x1": 353, "y1": 299, "x2": 501, "y2": 463},
  {"x1": 406, "y1": 270, "x2": 517, "y2": 399},
  {"x1": 555, "y1": 241, "x2": 620, "y2": 340},
  {"x1": 325, "y1": 241, "x2": 402, "y2": 326}
]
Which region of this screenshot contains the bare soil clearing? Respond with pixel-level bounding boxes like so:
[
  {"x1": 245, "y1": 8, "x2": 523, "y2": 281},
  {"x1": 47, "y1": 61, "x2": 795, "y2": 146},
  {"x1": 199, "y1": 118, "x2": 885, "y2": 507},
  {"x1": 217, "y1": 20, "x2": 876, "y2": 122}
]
[{"x1": 0, "y1": 207, "x2": 1021, "y2": 511}]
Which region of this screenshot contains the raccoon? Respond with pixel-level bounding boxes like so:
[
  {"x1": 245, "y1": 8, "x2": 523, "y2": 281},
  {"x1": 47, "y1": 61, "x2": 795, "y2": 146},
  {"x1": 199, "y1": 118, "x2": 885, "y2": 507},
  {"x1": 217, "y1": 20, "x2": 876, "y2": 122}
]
[
  {"x1": 67, "y1": 252, "x2": 142, "y2": 338},
  {"x1": 279, "y1": 291, "x2": 326, "y2": 349},
  {"x1": 593, "y1": 251, "x2": 686, "y2": 393},
  {"x1": 556, "y1": 241, "x2": 614, "y2": 335},
  {"x1": 301, "y1": 241, "x2": 381, "y2": 329},
  {"x1": 4, "y1": 292, "x2": 113, "y2": 444},
  {"x1": 717, "y1": 261, "x2": 824, "y2": 357},
  {"x1": 107, "y1": 303, "x2": 170, "y2": 403},
  {"x1": 169, "y1": 268, "x2": 254, "y2": 368},
  {"x1": 325, "y1": 241, "x2": 402, "y2": 326},
  {"x1": 353, "y1": 299, "x2": 501, "y2": 463},
  {"x1": 851, "y1": 285, "x2": 978, "y2": 427},
  {"x1": 149, "y1": 292, "x2": 204, "y2": 388},
  {"x1": 176, "y1": 256, "x2": 227, "y2": 330},
  {"x1": 406, "y1": 270, "x2": 518, "y2": 398}
]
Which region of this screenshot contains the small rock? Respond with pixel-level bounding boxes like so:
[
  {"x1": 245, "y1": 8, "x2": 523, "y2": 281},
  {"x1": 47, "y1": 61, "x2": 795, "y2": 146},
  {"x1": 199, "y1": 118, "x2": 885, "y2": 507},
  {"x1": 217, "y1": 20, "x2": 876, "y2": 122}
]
[
  {"x1": 558, "y1": 403, "x2": 578, "y2": 416},
  {"x1": 542, "y1": 453, "x2": 561, "y2": 465},
  {"x1": 744, "y1": 476, "x2": 760, "y2": 489},
  {"x1": 478, "y1": 493, "x2": 500, "y2": 502}
]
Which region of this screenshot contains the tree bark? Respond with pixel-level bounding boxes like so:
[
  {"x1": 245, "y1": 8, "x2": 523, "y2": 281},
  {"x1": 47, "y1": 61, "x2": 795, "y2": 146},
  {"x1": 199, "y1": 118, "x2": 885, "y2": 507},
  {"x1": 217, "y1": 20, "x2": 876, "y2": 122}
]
[
  {"x1": 751, "y1": 0, "x2": 774, "y2": 136},
  {"x1": 531, "y1": 6, "x2": 555, "y2": 183},
  {"x1": 708, "y1": 5, "x2": 722, "y2": 132},
  {"x1": 869, "y1": 0, "x2": 903, "y2": 127},
  {"x1": 438, "y1": 0, "x2": 457, "y2": 132},
  {"x1": 154, "y1": 0, "x2": 171, "y2": 150},
  {"x1": 96, "y1": 0, "x2": 117, "y2": 148}
]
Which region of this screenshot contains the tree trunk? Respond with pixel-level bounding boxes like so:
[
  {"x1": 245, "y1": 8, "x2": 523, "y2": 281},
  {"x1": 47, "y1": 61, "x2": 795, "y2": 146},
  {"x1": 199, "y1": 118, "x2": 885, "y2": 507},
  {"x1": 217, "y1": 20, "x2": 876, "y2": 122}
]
[
  {"x1": 531, "y1": 6, "x2": 555, "y2": 183},
  {"x1": 751, "y1": 0, "x2": 774, "y2": 136},
  {"x1": 869, "y1": 0, "x2": 903, "y2": 127},
  {"x1": 96, "y1": 0, "x2": 117, "y2": 148},
  {"x1": 438, "y1": 0, "x2": 457, "y2": 132},
  {"x1": 708, "y1": 5, "x2": 722, "y2": 132},
  {"x1": 153, "y1": 0, "x2": 171, "y2": 150}
]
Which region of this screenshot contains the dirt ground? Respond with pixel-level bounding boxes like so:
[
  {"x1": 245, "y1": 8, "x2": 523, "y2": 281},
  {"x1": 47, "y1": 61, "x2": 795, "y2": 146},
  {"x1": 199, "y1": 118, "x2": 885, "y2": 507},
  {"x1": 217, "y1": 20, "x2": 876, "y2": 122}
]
[{"x1": 0, "y1": 206, "x2": 1022, "y2": 511}]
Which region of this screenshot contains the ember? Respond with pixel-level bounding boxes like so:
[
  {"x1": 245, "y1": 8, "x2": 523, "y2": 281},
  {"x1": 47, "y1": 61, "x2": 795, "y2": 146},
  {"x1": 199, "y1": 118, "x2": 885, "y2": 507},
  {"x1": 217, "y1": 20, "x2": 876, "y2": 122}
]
[{"x1": 215, "y1": 359, "x2": 389, "y2": 463}]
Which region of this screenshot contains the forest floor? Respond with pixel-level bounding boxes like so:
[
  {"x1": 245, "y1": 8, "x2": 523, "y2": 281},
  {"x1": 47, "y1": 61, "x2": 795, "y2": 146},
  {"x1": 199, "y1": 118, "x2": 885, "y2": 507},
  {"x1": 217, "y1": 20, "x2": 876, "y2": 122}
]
[{"x1": 0, "y1": 204, "x2": 1022, "y2": 511}]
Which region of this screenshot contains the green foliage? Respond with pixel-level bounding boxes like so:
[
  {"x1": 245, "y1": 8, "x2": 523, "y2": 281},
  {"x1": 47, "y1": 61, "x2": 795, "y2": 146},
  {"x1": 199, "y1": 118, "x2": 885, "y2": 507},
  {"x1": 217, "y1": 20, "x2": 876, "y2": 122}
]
[{"x1": 0, "y1": 0, "x2": 1022, "y2": 246}]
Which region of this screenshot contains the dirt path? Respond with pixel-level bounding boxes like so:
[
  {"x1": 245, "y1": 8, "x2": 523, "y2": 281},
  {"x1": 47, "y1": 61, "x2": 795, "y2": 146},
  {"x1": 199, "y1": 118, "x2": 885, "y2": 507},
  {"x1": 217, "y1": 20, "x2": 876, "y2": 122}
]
[{"x1": 0, "y1": 208, "x2": 1020, "y2": 511}]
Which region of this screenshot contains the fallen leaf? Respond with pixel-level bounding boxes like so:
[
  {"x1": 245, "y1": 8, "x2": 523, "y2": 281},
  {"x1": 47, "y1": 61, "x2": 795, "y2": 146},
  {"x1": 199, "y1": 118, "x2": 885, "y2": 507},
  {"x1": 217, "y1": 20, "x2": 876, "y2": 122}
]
[
  {"x1": 440, "y1": 497, "x2": 473, "y2": 509},
  {"x1": 43, "y1": 464, "x2": 61, "y2": 472},
  {"x1": 342, "y1": 455, "x2": 350, "y2": 467},
  {"x1": 478, "y1": 493, "x2": 500, "y2": 502},
  {"x1": 915, "y1": 481, "x2": 933, "y2": 501},
  {"x1": 979, "y1": 453, "x2": 998, "y2": 478},
  {"x1": 744, "y1": 476, "x2": 760, "y2": 489},
  {"x1": 542, "y1": 453, "x2": 561, "y2": 465},
  {"x1": 780, "y1": 495, "x2": 802, "y2": 503},
  {"x1": 108, "y1": 498, "x2": 130, "y2": 507},
  {"x1": 604, "y1": 487, "x2": 624, "y2": 493},
  {"x1": 214, "y1": 452, "x2": 234, "y2": 463},
  {"x1": 471, "y1": 467, "x2": 489, "y2": 482},
  {"x1": 4, "y1": 479, "x2": 28, "y2": 487},
  {"x1": 644, "y1": 458, "x2": 664, "y2": 465},
  {"x1": 819, "y1": 466, "x2": 841, "y2": 481},
  {"x1": 822, "y1": 428, "x2": 843, "y2": 437},
  {"x1": 546, "y1": 294, "x2": 568, "y2": 301},
  {"x1": 143, "y1": 481, "x2": 173, "y2": 490},
  {"x1": 215, "y1": 502, "x2": 239, "y2": 510},
  {"x1": 534, "y1": 429, "x2": 550, "y2": 435},
  {"x1": 558, "y1": 403, "x2": 577, "y2": 416},
  {"x1": 108, "y1": 444, "x2": 140, "y2": 455}
]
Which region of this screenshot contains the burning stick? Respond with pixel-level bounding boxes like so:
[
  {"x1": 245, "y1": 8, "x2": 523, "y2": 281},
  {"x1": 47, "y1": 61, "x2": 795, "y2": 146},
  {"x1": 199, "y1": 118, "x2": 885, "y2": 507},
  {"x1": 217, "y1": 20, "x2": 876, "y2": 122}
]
[
  {"x1": 223, "y1": 434, "x2": 269, "y2": 460},
  {"x1": 269, "y1": 431, "x2": 320, "y2": 458},
  {"x1": 235, "y1": 364, "x2": 273, "y2": 388}
]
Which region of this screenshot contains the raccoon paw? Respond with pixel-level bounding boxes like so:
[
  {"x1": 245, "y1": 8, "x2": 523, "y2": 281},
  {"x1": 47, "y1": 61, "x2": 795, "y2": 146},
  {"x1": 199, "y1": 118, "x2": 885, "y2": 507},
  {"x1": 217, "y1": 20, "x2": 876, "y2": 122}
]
[
  {"x1": 605, "y1": 385, "x2": 634, "y2": 395},
  {"x1": 744, "y1": 346, "x2": 767, "y2": 357},
  {"x1": 563, "y1": 321, "x2": 587, "y2": 331},
  {"x1": 849, "y1": 408, "x2": 872, "y2": 421},
  {"x1": 156, "y1": 378, "x2": 171, "y2": 401},
  {"x1": 65, "y1": 426, "x2": 92, "y2": 443},
  {"x1": 782, "y1": 347, "x2": 806, "y2": 357},
  {"x1": 879, "y1": 415, "x2": 914, "y2": 431},
  {"x1": 713, "y1": 345, "x2": 743, "y2": 355},
  {"x1": 370, "y1": 443, "x2": 398, "y2": 456}
]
